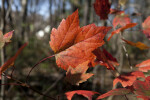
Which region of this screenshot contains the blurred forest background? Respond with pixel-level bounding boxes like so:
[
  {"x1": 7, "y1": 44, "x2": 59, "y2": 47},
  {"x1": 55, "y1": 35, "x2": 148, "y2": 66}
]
[{"x1": 0, "y1": 0, "x2": 150, "y2": 100}]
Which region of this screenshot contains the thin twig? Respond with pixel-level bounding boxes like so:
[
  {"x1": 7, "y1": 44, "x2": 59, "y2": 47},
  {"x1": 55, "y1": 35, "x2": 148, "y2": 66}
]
[
  {"x1": 10, "y1": 65, "x2": 16, "y2": 77},
  {"x1": 37, "y1": 74, "x2": 65, "y2": 100},
  {"x1": 124, "y1": 95, "x2": 129, "y2": 100},
  {"x1": 2, "y1": 73, "x2": 56, "y2": 100},
  {"x1": 120, "y1": 33, "x2": 133, "y2": 70},
  {"x1": 107, "y1": 24, "x2": 131, "y2": 100},
  {"x1": 0, "y1": 83, "x2": 21, "y2": 86}
]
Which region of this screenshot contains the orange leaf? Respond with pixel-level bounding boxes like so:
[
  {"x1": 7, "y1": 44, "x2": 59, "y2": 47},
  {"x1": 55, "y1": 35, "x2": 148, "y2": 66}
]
[
  {"x1": 93, "y1": 0, "x2": 110, "y2": 20},
  {"x1": 65, "y1": 90, "x2": 99, "y2": 100},
  {"x1": 122, "y1": 39, "x2": 150, "y2": 50},
  {"x1": 113, "y1": 71, "x2": 145, "y2": 87},
  {"x1": 65, "y1": 61, "x2": 94, "y2": 85},
  {"x1": 0, "y1": 43, "x2": 27, "y2": 75},
  {"x1": 108, "y1": 23, "x2": 137, "y2": 41},
  {"x1": 136, "y1": 59, "x2": 150, "y2": 72},
  {"x1": 142, "y1": 16, "x2": 150, "y2": 40},
  {"x1": 97, "y1": 88, "x2": 131, "y2": 99},
  {"x1": 49, "y1": 10, "x2": 112, "y2": 70}
]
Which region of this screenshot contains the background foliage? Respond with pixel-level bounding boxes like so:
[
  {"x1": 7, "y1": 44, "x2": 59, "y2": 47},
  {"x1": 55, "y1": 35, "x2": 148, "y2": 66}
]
[{"x1": 0, "y1": 0, "x2": 150, "y2": 100}]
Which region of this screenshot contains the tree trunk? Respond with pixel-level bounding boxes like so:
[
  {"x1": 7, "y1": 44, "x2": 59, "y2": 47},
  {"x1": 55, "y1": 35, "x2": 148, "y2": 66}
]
[
  {"x1": 21, "y1": 0, "x2": 28, "y2": 42},
  {"x1": 83, "y1": 0, "x2": 90, "y2": 25},
  {"x1": 0, "y1": 0, "x2": 6, "y2": 100}
]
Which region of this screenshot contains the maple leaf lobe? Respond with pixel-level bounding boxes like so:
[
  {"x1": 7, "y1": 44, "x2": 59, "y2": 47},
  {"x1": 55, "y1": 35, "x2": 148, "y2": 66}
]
[
  {"x1": 50, "y1": 10, "x2": 80, "y2": 53},
  {"x1": 65, "y1": 61, "x2": 94, "y2": 85}
]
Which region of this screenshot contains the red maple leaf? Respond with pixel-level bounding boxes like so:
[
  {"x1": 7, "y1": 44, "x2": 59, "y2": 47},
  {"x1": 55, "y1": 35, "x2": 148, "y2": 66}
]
[
  {"x1": 65, "y1": 90, "x2": 99, "y2": 100},
  {"x1": 97, "y1": 88, "x2": 131, "y2": 99},
  {"x1": 93, "y1": 48, "x2": 119, "y2": 70},
  {"x1": 113, "y1": 71, "x2": 145, "y2": 87},
  {"x1": 93, "y1": 0, "x2": 110, "y2": 20},
  {"x1": 133, "y1": 76, "x2": 150, "y2": 100},
  {"x1": 49, "y1": 10, "x2": 112, "y2": 70},
  {"x1": 136, "y1": 59, "x2": 150, "y2": 72},
  {"x1": 142, "y1": 16, "x2": 150, "y2": 40}
]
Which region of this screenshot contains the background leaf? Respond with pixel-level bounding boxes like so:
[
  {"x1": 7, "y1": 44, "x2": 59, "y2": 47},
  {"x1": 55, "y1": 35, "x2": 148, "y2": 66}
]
[
  {"x1": 0, "y1": 43, "x2": 28, "y2": 75},
  {"x1": 136, "y1": 59, "x2": 150, "y2": 72},
  {"x1": 113, "y1": 71, "x2": 145, "y2": 87},
  {"x1": 97, "y1": 88, "x2": 131, "y2": 99},
  {"x1": 122, "y1": 38, "x2": 150, "y2": 50},
  {"x1": 108, "y1": 23, "x2": 137, "y2": 41},
  {"x1": 93, "y1": 0, "x2": 110, "y2": 20},
  {"x1": 65, "y1": 90, "x2": 99, "y2": 100},
  {"x1": 142, "y1": 16, "x2": 150, "y2": 40}
]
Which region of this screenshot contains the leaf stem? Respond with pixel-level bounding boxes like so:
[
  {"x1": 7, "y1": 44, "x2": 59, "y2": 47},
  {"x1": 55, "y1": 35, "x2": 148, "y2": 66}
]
[
  {"x1": 25, "y1": 55, "x2": 55, "y2": 83},
  {"x1": 0, "y1": 83, "x2": 21, "y2": 86}
]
